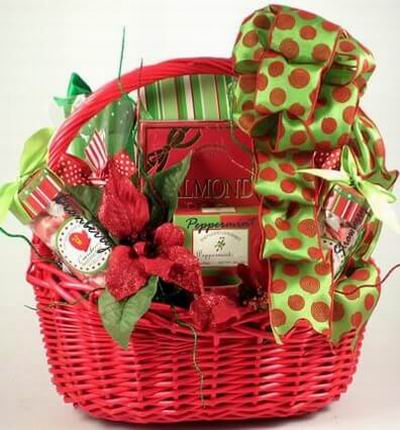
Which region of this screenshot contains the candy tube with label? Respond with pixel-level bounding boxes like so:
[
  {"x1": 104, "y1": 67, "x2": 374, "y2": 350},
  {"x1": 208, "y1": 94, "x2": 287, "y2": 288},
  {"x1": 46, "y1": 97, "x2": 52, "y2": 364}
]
[{"x1": 20, "y1": 169, "x2": 112, "y2": 287}]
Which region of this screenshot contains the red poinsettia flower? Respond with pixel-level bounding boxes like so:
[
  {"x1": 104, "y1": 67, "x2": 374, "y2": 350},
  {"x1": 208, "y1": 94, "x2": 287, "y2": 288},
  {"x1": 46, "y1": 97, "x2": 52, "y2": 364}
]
[
  {"x1": 98, "y1": 168, "x2": 203, "y2": 300},
  {"x1": 106, "y1": 223, "x2": 203, "y2": 300}
]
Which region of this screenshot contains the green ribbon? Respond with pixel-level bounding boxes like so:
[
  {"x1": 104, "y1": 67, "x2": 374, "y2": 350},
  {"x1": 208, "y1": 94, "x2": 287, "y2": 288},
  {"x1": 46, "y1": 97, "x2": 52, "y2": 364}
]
[
  {"x1": 67, "y1": 73, "x2": 92, "y2": 97},
  {"x1": 299, "y1": 146, "x2": 400, "y2": 231},
  {"x1": 332, "y1": 260, "x2": 380, "y2": 344},
  {"x1": 0, "y1": 128, "x2": 54, "y2": 224},
  {"x1": 54, "y1": 73, "x2": 92, "y2": 117}
]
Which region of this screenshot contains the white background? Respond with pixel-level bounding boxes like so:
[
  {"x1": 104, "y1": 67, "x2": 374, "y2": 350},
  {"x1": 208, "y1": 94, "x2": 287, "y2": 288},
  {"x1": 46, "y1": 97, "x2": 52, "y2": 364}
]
[{"x1": 0, "y1": 0, "x2": 399, "y2": 429}]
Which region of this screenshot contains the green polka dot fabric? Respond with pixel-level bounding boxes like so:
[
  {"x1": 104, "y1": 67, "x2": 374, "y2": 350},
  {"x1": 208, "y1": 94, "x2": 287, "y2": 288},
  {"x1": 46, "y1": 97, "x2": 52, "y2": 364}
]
[
  {"x1": 232, "y1": 5, "x2": 398, "y2": 343},
  {"x1": 332, "y1": 262, "x2": 380, "y2": 343}
]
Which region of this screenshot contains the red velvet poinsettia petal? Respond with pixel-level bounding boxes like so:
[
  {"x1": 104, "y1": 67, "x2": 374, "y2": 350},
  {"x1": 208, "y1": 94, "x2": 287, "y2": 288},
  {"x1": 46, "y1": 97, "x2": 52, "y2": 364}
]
[
  {"x1": 140, "y1": 255, "x2": 174, "y2": 282},
  {"x1": 98, "y1": 171, "x2": 150, "y2": 240},
  {"x1": 190, "y1": 293, "x2": 241, "y2": 331},
  {"x1": 141, "y1": 246, "x2": 203, "y2": 295},
  {"x1": 105, "y1": 245, "x2": 148, "y2": 300},
  {"x1": 163, "y1": 246, "x2": 203, "y2": 294},
  {"x1": 154, "y1": 223, "x2": 185, "y2": 248}
]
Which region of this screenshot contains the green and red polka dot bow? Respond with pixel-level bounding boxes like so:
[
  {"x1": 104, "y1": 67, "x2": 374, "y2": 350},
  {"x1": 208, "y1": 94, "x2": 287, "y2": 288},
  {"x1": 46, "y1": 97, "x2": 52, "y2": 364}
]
[
  {"x1": 232, "y1": 4, "x2": 398, "y2": 343},
  {"x1": 233, "y1": 4, "x2": 375, "y2": 146}
]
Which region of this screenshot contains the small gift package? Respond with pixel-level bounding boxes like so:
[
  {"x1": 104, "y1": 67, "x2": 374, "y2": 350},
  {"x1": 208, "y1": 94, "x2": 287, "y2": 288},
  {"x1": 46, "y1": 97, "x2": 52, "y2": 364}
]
[
  {"x1": 321, "y1": 183, "x2": 371, "y2": 278},
  {"x1": 23, "y1": 173, "x2": 112, "y2": 284},
  {"x1": 173, "y1": 206, "x2": 262, "y2": 287}
]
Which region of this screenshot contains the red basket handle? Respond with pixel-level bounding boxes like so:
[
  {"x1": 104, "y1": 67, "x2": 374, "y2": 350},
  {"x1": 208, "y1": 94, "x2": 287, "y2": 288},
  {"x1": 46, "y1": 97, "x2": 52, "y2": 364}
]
[{"x1": 48, "y1": 57, "x2": 234, "y2": 169}]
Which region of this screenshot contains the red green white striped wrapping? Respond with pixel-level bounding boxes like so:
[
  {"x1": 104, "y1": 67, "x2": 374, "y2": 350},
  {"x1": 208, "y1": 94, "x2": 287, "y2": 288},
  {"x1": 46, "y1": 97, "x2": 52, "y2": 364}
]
[
  {"x1": 324, "y1": 184, "x2": 370, "y2": 228},
  {"x1": 138, "y1": 74, "x2": 233, "y2": 121},
  {"x1": 18, "y1": 169, "x2": 63, "y2": 220},
  {"x1": 84, "y1": 130, "x2": 108, "y2": 173}
]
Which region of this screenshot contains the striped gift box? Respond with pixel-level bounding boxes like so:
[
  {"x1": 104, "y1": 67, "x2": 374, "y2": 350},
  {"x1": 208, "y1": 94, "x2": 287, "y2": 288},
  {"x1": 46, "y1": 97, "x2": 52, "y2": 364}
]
[
  {"x1": 18, "y1": 169, "x2": 63, "y2": 220},
  {"x1": 138, "y1": 74, "x2": 233, "y2": 121},
  {"x1": 324, "y1": 184, "x2": 370, "y2": 228}
]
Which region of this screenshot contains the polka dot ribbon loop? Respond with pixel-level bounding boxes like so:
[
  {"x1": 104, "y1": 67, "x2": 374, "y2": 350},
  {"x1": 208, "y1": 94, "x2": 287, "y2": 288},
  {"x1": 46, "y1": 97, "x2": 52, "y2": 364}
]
[
  {"x1": 233, "y1": 4, "x2": 375, "y2": 153},
  {"x1": 232, "y1": 5, "x2": 398, "y2": 343},
  {"x1": 350, "y1": 110, "x2": 398, "y2": 190},
  {"x1": 255, "y1": 150, "x2": 320, "y2": 262}
]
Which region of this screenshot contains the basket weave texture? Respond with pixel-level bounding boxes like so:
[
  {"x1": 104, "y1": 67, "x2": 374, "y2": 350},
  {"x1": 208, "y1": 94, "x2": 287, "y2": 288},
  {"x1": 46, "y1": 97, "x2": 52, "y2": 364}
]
[{"x1": 29, "y1": 256, "x2": 362, "y2": 423}]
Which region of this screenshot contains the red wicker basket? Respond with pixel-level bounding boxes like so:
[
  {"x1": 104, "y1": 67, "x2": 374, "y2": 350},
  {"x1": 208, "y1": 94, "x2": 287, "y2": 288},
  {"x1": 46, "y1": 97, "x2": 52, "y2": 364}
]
[{"x1": 26, "y1": 57, "x2": 365, "y2": 425}]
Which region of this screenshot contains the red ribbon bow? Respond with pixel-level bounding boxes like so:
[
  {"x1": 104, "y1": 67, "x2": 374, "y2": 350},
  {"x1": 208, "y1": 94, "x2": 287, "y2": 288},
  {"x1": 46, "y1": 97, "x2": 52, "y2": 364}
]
[{"x1": 55, "y1": 130, "x2": 136, "y2": 186}]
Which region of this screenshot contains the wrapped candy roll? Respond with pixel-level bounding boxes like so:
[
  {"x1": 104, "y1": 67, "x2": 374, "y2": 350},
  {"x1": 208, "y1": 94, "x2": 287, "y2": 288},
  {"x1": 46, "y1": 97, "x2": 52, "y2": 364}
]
[
  {"x1": 321, "y1": 184, "x2": 371, "y2": 279},
  {"x1": 20, "y1": 169, "x2": 112, "y2": 286}
]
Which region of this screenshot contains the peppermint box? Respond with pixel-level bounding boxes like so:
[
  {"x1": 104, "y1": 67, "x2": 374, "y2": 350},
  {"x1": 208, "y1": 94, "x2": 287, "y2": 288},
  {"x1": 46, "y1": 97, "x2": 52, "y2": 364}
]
[
  {"x1": 140, "y1": 121, "x2": 259, "y2": 208},
  {"x1": 173, "y1": 206, "x2": 262, "y2": 284}
]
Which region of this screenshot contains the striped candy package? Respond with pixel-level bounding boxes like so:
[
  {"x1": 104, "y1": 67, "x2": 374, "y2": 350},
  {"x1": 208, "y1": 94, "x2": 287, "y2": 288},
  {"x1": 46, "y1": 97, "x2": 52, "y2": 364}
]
[
  {"x1": 18, "y1": 169, "x2": 63, "y2": 220},
  {"x1": 321, "y1": 184, "x2": 371, "y2": 278},
  {"x1": 138, "y1": 74, "x2": 234, "y2": 121},
  {"x1": 324, "y1": 184, "x2": 370, "y2": 230}
]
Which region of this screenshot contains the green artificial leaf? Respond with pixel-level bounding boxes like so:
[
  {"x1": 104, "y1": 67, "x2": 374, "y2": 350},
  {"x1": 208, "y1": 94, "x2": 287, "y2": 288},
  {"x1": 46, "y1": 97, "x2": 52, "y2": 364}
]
[
  {"x1": 54, "y1": 73, "x2": 92, "y2": 118},
  {"x1": 67, "y1": 136, "x2": 88, "y2": 160},
  {"x1": 98, "y1": 276, "x2": 158, "y2": 349},
  {"x1": 55, "y1": 73, "x2": 136, "y2": 159},
  {"x1": 65, "y1": 97, "x2": 136, "y2": 160},
  {"x1": 127, "y1": 121, "x2": 138, "y2": 163},
  {"x1": 91, "y1": 95, "x2": 136, "y2": 156},
  {"x1": 67, "y1": 73, "x2": 92, "y2": 97},
  {"x1": 66, "y1": 185, "x2": 103, "y2": 218},
  {"x1": 146, "y1": 155, "x2": 191, "y2": 225}
]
